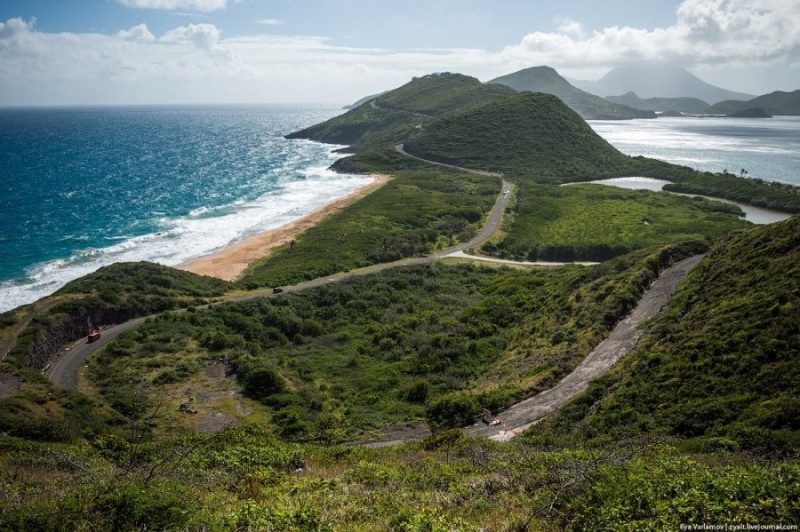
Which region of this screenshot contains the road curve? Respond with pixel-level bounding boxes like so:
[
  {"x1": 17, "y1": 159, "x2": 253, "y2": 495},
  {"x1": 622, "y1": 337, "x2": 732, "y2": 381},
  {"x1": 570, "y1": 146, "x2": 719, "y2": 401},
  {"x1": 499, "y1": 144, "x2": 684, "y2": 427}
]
[
  {"x1": 44, "y1": 157, "x2": 512, "y2": 390},
  {"x1": 42, "y1": 145, "x2": 706, "y2": 447},
  {"x1": 465, "y1": 253, "x2": 705, "y2": 441}
]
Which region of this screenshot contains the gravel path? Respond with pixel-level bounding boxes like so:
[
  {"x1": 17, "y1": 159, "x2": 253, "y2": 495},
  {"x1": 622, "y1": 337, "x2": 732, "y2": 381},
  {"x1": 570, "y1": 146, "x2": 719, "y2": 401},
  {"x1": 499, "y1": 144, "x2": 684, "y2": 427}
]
[{"x1": 465, "y1": 253, "x2": 705, "y2": 440}]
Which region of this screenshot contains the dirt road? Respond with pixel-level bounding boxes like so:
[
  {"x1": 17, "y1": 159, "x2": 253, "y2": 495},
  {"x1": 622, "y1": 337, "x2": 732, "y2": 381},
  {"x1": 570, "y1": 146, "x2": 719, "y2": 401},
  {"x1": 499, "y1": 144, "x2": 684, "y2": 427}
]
[{"x1": 465, "y1": 253, "x2": 705, "y2": 440}]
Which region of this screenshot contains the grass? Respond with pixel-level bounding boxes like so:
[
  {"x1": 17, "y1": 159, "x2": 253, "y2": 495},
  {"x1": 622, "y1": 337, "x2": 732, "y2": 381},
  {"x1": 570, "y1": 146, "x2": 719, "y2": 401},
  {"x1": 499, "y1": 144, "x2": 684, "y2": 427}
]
[
  {"x1": 1, "y1": 429, "x2": 797, "y2": 531},
  {"x1": 483, "y1": 183, "x2": 751, "y2": 261},
  {"x1": 81, "y1": 242, "x2": 703, "y2": 443},
  {"x1": 534, "y1": 215, "x2": 800, "y2": 453},
  {"x1": 237, "y1": 167, "x2": 500, "y2": 289}
]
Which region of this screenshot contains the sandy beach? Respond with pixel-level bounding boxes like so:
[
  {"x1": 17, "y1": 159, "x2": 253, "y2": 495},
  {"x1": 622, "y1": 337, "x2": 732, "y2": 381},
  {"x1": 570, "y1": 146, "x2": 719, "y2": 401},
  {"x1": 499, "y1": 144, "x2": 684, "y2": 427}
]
[{"x1": 179, "y1": 174, "x2": 389, "y2": 281}]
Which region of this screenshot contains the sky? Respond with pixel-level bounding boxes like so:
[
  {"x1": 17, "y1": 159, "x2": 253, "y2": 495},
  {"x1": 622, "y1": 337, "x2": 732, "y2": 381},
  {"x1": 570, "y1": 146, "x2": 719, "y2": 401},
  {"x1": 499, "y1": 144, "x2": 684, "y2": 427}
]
[{"x1": 0, "y1": 0, "x2": 798, "y2": 106}]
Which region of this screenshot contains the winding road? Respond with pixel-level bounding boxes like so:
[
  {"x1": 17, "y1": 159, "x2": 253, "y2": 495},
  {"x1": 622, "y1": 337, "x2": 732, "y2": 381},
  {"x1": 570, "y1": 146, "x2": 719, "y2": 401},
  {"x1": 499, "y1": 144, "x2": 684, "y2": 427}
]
[
  {"x1": 466, "y1": 253, "x2": 704, "y2": 441},
  {"x1": 44, "y1": 151, "x2": 512, "y2": 389},
  {"x1": 39, "y1": 145, "x2": 704, "y2": 445}
]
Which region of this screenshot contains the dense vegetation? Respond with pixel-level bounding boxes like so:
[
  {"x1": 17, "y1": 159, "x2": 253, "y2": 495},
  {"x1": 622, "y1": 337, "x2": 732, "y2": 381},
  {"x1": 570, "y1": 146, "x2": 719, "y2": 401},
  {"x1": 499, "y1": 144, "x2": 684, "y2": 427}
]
[
  {"x1": 3, "y1": 262, "x2": 230, "y2": 370},
  {"x1": 483, "y1": 183, "x2": 750, "y2": 261},
  {"x1": 88, "y1": 243, "x2": 699, "y2": 442},
  {"x1": 536, "y1": 215, "x2": 800, "y2": 453},
  {"x1": 488, "y1": 66, "x2": 655, "y2": 119},
  {"x1": 404, "y1": 92, "x2": 637, "y2": 182},
  {"x1": 286, "y1": 73, "x2": 515, "y2": 147},
  {"x1": 606, "y1": 92, "x2": 712, "y2": 113},
  {"x1": 2, "y1": 429, "x2": 797, "y2": 531},
  {"x1": 708, "y1": 89, "x2": 800, "y2": 116},
  {"x1": 56, "y1": 261, "x2": 230, "y2": 309},
  {"x1": 665, "y1": 171, "x2": 800, "y2": 213},
  {"x1": 3, "y1": 68, "x2": 799, "y2": 529},
  {"x1": 238, "y1": 166, "x2": 500, "y2": 289}
]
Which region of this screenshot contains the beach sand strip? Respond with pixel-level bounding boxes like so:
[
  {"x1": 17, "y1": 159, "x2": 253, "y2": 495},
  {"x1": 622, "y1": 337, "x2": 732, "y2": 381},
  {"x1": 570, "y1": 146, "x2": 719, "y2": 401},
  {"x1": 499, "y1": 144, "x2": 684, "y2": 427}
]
[{"x1": 179, "y1": 174, "x2": 389, "y2": 281}]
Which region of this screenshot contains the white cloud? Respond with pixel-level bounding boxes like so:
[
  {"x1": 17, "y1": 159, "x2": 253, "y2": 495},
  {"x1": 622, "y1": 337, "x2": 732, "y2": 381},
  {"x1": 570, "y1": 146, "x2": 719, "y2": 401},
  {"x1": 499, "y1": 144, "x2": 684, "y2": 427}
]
[
  {"x1": 161, "y1": 23, "x2": 221, "y2": 50},
  {"x1": 555, "y1": 17, "x2": 583, "y2": 39},
  {"x1": 117, "y1": 23, "x2": 155, "y2": 42},
  {"x1": 0, "y1": 0, "x2": 798, "y2": 106},
  {"x1": 502, "y1": 0, "x2": 800, "y2": 71},
  {"x1": 0, "y1": 16, "x2": 35, "y2": 39},
  {"x1": 116, "y1": 0, "x2": 228, "y2": 12},
  {"x1": 255, "y1": 18, "x2": 284, "y2": 27}
]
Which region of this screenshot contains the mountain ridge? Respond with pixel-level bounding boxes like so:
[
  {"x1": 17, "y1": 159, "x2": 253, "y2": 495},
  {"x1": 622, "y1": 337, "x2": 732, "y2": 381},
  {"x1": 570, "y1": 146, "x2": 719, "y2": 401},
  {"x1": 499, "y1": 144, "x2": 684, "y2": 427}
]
[{"x1": 488, "y1": 65, "x2": 655, "y2": 120}]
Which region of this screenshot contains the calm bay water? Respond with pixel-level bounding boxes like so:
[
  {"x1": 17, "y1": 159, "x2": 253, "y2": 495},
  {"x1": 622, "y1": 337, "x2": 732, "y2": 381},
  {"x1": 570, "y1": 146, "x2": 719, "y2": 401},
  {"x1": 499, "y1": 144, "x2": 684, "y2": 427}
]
[
  {"x1": 589, "y1": 115, "x2": 800, "y2": 186},
  {"x1": 0, "y1": 105, "x2": 367, "y2": 312}
]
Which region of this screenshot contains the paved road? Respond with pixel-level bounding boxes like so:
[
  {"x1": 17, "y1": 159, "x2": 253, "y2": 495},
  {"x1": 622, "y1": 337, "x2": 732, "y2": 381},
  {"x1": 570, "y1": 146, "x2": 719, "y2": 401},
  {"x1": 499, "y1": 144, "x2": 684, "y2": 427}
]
[
  {"x1": 44, "y1": 156, "x2": 512, "y2": 390},
  {"x1": 465, "y1": 253, "x2": 705, "y2": 441},
  {"x1": 41, "y1": 145, "x2": 706, "y2": 447}
]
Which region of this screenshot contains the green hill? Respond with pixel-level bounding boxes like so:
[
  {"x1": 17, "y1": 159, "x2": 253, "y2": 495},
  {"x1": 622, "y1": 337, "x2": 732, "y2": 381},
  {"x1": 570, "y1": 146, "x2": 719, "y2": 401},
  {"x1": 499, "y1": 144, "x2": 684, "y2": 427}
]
[
  {"x1": 286, "y1": 73, "x2": 515, "y2": 146},
  {"x1": 606, "y1": 91, "x2": 711, "y2": 114},
  {"x1": 543, "y1": 215, "x2": 800, "y2": 451},
  {"x1": 488, "y1": 66, "x2": 656, "y2": 120},
  {"x1": 709, "y1": 89, "x2": 800, "y2": 116},
  {"x1": 403, "y1": 91, "x2": 636, "y2": 182}
]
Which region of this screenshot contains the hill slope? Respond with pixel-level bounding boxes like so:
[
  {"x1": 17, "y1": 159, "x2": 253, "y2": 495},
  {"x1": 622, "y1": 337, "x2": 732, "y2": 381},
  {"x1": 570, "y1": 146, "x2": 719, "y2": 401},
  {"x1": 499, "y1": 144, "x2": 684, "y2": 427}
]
[
  {"x1": 572, "y1": 62, "x2": 754, "y2": 104},
  {"x1": 286, "y1": 73, "x2": 515, "y2": 147},
  {"x1": 709, "y1": 90, "x2": 800, "y2": 116},
  {"x1": 403, "y1": 91, "x2": 635, "y2": 182},
  {"x1": 606, "y1": 91, "x2": 711, "y2": 114},
  {"x1": 546, "y1": 215, "x2": 800, "y2": 451},
  {"x1": 488, "y1": 66, "x2": 655, "y2": 120}
]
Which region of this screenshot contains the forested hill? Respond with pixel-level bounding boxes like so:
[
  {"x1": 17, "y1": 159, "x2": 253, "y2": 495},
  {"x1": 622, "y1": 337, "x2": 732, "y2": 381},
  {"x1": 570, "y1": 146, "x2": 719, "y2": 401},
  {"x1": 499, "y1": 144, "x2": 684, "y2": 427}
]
[
  {"x1": 403, "y1": 91, "x2": 635, "y2": 182},
  {"x1": 544, "y1": 214, "x2": 800, "y2": 452},
  {"x1": 709, "y1": 89, "x2": 800, "y2": 116},
  {"x1": 285, "y1": 73, "x2": 515, "y2": 146},
  {"x1": 488, "y1": 65, "x2": 655, "y2": 120}
]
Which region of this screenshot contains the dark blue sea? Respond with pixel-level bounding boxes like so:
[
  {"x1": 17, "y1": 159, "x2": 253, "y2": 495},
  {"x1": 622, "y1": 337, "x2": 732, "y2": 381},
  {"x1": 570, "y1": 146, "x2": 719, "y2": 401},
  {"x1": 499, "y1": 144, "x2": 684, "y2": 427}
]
[{"x1": 0, "y1": 105, "x2": 368, "y2": 312}]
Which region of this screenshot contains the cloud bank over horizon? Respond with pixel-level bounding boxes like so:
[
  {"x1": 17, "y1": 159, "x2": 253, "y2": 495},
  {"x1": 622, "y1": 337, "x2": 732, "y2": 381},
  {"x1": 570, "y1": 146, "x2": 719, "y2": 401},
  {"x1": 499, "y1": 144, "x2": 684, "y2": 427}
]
[{"x1": 0, "y1": 0, "x2": 797, "y2": 106}]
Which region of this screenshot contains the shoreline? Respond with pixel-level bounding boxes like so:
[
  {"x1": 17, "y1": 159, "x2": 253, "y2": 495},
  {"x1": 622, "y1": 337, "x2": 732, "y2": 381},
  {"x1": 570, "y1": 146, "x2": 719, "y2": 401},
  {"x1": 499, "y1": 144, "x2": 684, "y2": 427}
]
[{"x1": 179, "y1": 174, "x2": 390, "y2": 281}]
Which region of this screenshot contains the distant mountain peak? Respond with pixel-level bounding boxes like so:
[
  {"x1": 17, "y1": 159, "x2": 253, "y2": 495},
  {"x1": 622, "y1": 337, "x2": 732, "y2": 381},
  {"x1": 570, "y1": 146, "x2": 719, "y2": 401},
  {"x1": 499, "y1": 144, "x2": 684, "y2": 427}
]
[{"x1": 570, "y1": 62, "x2": 755, "y2": 104}]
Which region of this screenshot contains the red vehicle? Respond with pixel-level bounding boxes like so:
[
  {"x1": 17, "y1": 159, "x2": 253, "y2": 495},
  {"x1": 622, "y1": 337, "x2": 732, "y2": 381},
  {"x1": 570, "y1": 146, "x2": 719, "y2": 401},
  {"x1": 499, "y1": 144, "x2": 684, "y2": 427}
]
[{"x1": 87, "y1": 330, "x2": 101, "y2": 343}]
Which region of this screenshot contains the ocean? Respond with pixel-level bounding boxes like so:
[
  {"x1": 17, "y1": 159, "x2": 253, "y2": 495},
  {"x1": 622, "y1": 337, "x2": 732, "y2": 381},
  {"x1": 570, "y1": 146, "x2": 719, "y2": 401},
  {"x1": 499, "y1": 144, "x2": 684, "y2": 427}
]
[
  {"x1": 589, "y1": 116, "x2": 800, "y2": 186},
  {"x1": 1, "y1": 108, "x2": 798, "y2": 313},
  {"x1": 0, "y1": 105, "x2": 370, "y2": 313}
]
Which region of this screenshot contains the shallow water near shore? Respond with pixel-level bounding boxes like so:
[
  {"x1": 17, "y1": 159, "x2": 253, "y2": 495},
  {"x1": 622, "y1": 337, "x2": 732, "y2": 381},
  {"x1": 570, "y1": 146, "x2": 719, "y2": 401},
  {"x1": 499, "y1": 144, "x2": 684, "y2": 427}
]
[{"x1": 0, "y1": 105, "x2": 366, "y2": 312}]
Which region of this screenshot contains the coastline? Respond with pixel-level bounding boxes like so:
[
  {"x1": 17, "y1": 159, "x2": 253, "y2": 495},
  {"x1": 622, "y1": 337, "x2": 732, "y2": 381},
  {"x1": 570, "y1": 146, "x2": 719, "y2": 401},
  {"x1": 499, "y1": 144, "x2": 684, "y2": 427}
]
[{"x1": 179, "y1": 174, "x2": 390, "y2": 281}]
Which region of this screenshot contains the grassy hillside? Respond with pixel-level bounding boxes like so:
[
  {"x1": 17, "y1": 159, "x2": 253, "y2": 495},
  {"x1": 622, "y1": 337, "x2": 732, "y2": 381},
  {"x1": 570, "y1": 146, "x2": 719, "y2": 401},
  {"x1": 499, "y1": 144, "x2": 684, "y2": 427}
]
[
  {"x1": 538, "y1": 215, "x2": 800, "y2": 452},
  {"x1": 489, "y1": 66, "x2": 655, "y2": 120},
  {"x1": 665, "y1": 170, "x2": 800, "y2": 213},
  {"x1": 86, "y1": 244, "x2": 700, "y2": 442},
  {"x1": 404, "y1": 92, "x2": 640, "y2": 183},
  {"x1": 2, "y1": 429, "x2": 797, "y2": 531},
  {"x1": 3, "y1": 262, "x2": 230, "y2": 370},
  {"x1": 286, "y1": 73, "x2": 515, "y2": 147},
  {"x1": 238, "y1": 164, "x2": 500, "y2": 289},
  {"x1": 482, "y1": 183, "x2": 750, "y2": 261}
]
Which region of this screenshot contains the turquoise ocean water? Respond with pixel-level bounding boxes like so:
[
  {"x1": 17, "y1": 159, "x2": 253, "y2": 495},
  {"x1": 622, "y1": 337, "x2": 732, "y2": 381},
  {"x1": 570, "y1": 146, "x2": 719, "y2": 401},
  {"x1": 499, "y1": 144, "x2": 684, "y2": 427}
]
[
  {"x1": 0, "y1": 105, "x2": 369, "y2": 312},
  {"x1": 1, "y1": 108, "x2": 798, "y2": 313}
]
